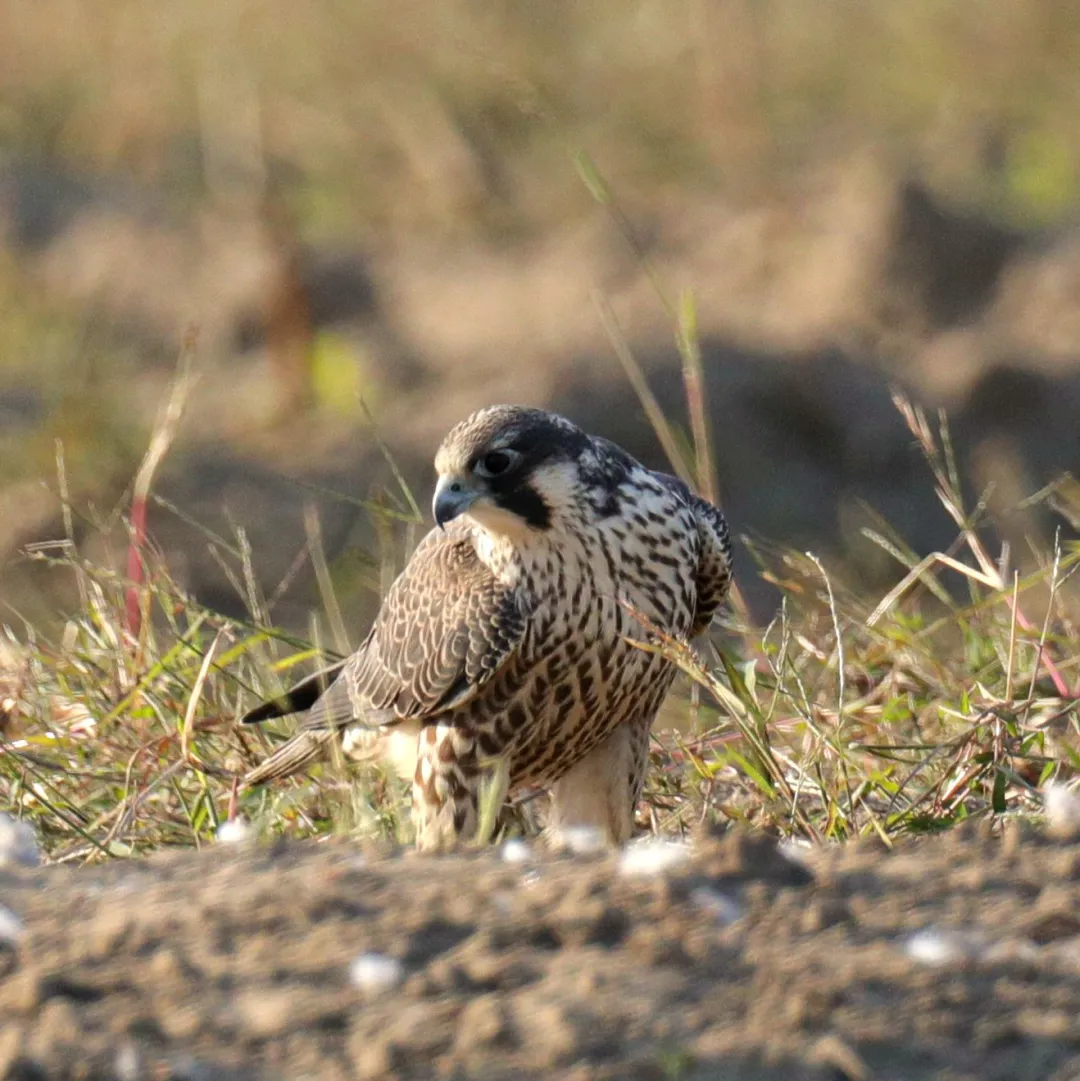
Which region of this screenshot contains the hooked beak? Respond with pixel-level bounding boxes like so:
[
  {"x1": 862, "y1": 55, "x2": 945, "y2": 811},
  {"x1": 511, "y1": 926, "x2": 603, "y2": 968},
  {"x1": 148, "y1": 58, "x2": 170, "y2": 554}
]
[{"x1": 433, "y1": 474, "x2": 481, "y2": 530}]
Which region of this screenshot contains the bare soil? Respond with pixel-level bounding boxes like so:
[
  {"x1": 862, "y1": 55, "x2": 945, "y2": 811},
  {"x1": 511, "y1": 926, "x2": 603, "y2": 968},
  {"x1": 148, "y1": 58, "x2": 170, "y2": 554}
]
[{"x1": 2, "y1": 824, "x2": 1080, "y2": 1080}]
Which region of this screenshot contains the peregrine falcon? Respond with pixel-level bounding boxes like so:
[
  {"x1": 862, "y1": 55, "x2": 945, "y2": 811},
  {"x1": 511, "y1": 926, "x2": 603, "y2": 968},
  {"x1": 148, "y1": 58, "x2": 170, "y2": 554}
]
[{"x1": 241, "y1": 405, "x2": 732, "y2": 851}]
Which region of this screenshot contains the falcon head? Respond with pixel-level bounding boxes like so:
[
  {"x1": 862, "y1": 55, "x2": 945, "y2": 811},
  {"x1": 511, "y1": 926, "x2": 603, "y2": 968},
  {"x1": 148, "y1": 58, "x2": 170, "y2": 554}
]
[{"x1": 432, "y1": 405, "x2": 614, "y2": 538}]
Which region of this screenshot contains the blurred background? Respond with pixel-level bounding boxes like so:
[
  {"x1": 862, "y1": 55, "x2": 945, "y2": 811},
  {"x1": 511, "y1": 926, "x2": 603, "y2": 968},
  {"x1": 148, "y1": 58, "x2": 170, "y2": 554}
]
[{"x1": 3, "y1": 0, "x2": 1080, "y2": 634}]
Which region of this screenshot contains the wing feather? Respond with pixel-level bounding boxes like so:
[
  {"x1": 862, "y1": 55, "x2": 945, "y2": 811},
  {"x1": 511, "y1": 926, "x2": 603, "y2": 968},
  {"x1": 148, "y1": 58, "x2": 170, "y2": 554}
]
[
  {"x1": 652, "y1": 472, "x2": 733, "y2": 635},
  {"x1": 242, "y1": 525, "x2": 526, "y2": 786},
  {"x1": 300, "y1": 524, "x2": 527, "y2": 733},
  {"x1": 687, "y1": 493, "x2": 733, "y2": 634}
]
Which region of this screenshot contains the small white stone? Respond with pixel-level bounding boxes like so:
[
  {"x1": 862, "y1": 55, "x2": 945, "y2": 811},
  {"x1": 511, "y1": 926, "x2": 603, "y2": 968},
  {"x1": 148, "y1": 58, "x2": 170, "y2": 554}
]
[
  {"x1": 0, "y1": 813, "x2": 40, "y2": 869},
  {"x1": 1057, "y1": 936, "x2": 1080, "y2": 972},
  {"x1": 690, "y1": 887, "x2": 745, "y2": 925},
  {"x1": 551, "y1": 826, "x2": 606, "y2": 855},
  {"x1": 520, "y1": 869, "x2": 543, "y2": 889},
  {"x1": 0, "y1": 904, "x2": 24, "y2": 945},
  {"x1": 490, "y1": 892, "x2": 514, "y2": 915},
  {"x1": 777, "y1": 837, "x2": 815, "y2": 867},
  {"x1": 904, "y1": 927, "x2": 981, "y2": 967},
  {"x1": 501, "y1": 838, "x2": 532, "y2": 864},
  {"x1": 349, "y1": 953, "x2": 404, "y2": 995},
  {"x1": 113, "y1": 1042, "x2": 141, "y2": 1081},
  {"x1": 618, "y1": 838, "x2": 691, "y2": 877},
  {"x1": 979, "y1": 937, "x2": 1039, "y2": 965},
  {"x1": 214, "y1": 817, "x2": 253, "y2": 845},
  {"x1": 1043, "y1": 781, "x2": 1080, "y2": 839}
]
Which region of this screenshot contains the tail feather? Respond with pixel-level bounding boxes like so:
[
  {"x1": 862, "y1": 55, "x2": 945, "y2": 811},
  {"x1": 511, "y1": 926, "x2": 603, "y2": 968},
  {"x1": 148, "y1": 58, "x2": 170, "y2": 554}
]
[
  {"x1": 241, "y1": 730, "x2": 333, "y2": 787},
  {"x1": 241, "y1": 661, "x2": 348, "y2": 725}
]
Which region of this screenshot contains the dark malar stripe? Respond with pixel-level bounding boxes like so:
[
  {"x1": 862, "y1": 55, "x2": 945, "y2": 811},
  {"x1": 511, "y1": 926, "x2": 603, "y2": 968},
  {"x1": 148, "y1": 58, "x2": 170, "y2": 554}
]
[{"x1": 495, "y1": 484, "x2": 551, "y2": 529}]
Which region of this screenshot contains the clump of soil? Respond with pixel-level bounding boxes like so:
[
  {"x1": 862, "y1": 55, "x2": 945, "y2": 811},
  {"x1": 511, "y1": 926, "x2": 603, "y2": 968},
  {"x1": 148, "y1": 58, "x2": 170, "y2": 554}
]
[{"x1": 2, "y1": 824, "x2": 1080, "y2": 1080}]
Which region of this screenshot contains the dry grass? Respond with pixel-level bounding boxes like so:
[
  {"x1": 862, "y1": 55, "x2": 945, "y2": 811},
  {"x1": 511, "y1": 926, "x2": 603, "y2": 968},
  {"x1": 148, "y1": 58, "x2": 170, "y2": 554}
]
[
  {"x1": 3, "y1": 232, "x2": 1080, "y2": 862},
  {"x1": 589, "y1": 160, "x2": 1080, "y2": 845},
  {"x1": 642, "y1": 446, "x2": 1080, "y2": 844},
  {"x1": 3, "y1": 71, "x2": 1080, "y2": 854}
]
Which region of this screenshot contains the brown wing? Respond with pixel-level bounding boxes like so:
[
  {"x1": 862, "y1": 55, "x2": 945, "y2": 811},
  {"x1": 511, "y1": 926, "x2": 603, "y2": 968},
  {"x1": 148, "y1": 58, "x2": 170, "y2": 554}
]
[
  {"x1": 654, "y1": 473, "x2": 733, "y2": 636},
  {"x1": 687, "y1": 493, "x2": 733, "y2": 635},
  {"x1": 299, "y1": 523, "x2": 529, "y2": 734},
  {"x1": 242, "y1": 524, "x2": 528, "y2": 787}
]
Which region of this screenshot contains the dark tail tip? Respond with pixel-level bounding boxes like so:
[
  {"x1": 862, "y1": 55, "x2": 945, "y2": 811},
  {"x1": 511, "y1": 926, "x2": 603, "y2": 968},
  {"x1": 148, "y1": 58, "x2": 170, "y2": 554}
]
[
  {"x1": 241, "y1": 698, "x2": 292, "y2": 725},
  {"x1": 240, "y1": 661, "x2": 349, "y2": 725}
]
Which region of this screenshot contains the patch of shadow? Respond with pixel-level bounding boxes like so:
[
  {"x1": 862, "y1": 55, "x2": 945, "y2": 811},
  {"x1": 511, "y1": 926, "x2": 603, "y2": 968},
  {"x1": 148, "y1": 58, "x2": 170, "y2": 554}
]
[
  {"x1": 40, "y1": 975, "x2": 107, "y2": 1003},
  {"x1": 586, "y1": 907, "x2": 630, "y2": 948},
  {"x1": 304, "y1": 250, "x2": 379, "y2": 326},
  {"x1": 888, "y1": 180, "x2": 1025, "y2": 328},
  {"x1": 164, "y1": 1053, "x2": 264, "y2": 1081},
  {"x1": 526, "y1": 925, "x2": 562, "y2": 952},
  {"x1": 963, "y1": 364, "x2": 1049, "y2": 429},
  {"x1": 402, "y1": 917, "x2": 476, "y2": 966},
  {"x1": 233, "y1": 249, "x2": 379, "y2": 354},
  {"x1": 306, "y1": 898, "x2": 376, "y2": 923},
  {"x1": 0, "y1": 157, "x2": 168, "y2": 252},
  {"x1": 2, "y1": 1060, "x2": 48, "y2": 1081},
  {"x1": 0, "y1": 387, "x2": 45, "y2": 434},
  {"x1": 0, "y1": 160, "x2": 96, "y2": 250},
  {"x1": 126, "y1": 1017, "x2": 167, "y2": 1045},
  {"x1": 152, "y1": 451, "x2": 366, "y2": 622}
]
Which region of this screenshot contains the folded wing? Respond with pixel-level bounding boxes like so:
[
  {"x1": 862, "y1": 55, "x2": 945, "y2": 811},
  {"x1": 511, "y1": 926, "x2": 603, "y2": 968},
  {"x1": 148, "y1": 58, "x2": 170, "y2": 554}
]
[
  {"x1": 242, "y1": 526, "x2": 528, "y2": 785},
  {"x1": 652, "y1": 473, "x2": 733, "y2": 636}
]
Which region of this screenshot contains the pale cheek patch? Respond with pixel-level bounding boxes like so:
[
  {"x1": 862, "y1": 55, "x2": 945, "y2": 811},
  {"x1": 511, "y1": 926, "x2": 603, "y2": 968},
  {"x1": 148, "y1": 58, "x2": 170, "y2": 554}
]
[
  {"x1": 531, "y1": 462, "x2": 580, "y2": 510},
  {"x1": 468, "y1": 502, "x2": 537, "y2": 542}
]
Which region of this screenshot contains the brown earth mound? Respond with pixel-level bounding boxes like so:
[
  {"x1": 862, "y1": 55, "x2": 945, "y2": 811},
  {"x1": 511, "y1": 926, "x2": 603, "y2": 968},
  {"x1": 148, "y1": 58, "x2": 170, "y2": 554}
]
[{"x1": 2, "y1": 824, "x2": 1080, "y2": 1080}]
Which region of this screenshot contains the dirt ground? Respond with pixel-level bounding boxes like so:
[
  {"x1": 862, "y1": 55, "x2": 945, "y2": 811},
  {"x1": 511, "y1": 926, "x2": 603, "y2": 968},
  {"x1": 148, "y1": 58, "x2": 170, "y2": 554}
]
[{"x1": 2, "y1": 824, "x2": 1080, "y2": 1081}]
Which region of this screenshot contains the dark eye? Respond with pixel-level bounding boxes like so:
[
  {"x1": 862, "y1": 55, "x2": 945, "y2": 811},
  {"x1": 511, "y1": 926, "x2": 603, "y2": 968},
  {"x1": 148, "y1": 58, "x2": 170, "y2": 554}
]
[{"x1": 475, "y1": 450, "x2": 518, "y2": 478}]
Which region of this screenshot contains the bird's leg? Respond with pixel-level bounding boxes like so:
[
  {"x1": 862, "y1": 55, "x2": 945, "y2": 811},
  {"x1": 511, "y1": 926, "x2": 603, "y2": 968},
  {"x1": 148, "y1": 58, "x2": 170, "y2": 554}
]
[
  {"x1": 544, "y1": 715, "x2": 651, "y2": 846},
  {"x1": 412, "y1": 723, "x2": 480, "y2": 853}
]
